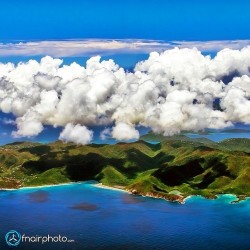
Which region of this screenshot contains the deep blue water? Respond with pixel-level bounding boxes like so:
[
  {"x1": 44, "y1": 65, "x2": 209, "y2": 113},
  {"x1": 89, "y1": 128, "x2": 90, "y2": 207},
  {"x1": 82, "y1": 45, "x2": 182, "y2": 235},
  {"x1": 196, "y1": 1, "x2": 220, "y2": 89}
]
[{"x1": 0, "y1": 182, "x2": 249, "y2": 250}]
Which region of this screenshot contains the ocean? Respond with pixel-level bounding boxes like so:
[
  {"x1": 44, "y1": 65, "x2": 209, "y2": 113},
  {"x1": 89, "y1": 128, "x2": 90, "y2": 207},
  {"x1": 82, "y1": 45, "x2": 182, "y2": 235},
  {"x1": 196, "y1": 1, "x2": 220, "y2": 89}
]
[{"x1": 0, "y1": 182, "x2": 249, "y2": 250}]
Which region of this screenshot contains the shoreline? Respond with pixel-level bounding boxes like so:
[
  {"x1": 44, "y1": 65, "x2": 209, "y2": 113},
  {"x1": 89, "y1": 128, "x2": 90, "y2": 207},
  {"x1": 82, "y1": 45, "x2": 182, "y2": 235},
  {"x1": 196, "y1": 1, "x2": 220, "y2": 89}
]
[
  {"x1": 0, "y1": 181, "x2": 83, "y2": 191},
  {"x1": 93, "y1": 183, "x2": 129, "y2": 193},
  {"x1": 0, "y1": 181, "x2": 248, "y2": 204}
]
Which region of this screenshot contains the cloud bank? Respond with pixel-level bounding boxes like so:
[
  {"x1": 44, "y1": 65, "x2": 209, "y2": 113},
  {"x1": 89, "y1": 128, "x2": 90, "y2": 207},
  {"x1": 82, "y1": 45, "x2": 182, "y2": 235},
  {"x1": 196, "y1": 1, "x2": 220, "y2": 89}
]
[
  {"x1": 1, "y1": 39, "x2": 250, "y2": 57},
  {"x1": 0, "y1": 47, "x2": 250, "y2": 144}
]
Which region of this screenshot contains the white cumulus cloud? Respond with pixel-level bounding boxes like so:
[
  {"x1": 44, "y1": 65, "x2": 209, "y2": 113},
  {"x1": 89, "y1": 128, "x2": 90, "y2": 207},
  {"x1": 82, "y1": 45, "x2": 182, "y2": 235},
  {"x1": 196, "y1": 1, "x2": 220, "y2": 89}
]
[
  {"x1": 112, "y1": 123, "x2": 140, "y2": 141},
  {"x1": 59, "y1": 123, "x2": 93, "y2": 145},
  {"x1": 0, "y1": 47, "x2": 249, "y2": 143}
]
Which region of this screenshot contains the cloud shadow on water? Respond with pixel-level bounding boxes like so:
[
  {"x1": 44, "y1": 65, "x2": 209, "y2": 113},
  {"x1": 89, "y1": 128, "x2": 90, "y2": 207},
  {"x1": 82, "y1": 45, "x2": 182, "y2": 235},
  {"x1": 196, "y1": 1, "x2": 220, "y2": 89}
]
[
  {"x1": 27, "y1": 190, "x2": 49, "y2": 203},
  {"x1": 70, "y1": 202, "x2": 99, "y2": 211}
]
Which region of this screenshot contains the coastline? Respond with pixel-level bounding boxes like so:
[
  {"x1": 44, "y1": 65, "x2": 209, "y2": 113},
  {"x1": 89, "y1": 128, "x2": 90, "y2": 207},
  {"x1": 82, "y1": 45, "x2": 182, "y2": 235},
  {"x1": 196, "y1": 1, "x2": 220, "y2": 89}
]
[
  {"x1": 91, "y1": 183, "x2": 247, "y2": 204},
  {"x1": 0, "y1": 181, "x2": 248, "y2": 204},
  {"x1": 0, "y1": 181, "x2": 82, "y2": 191},
  {"x1": 93, "y1": 183, "x2": 191, "y2": 204},
  {"x1": 93, "y1": 183, "x2": 129, "y2": 193}
]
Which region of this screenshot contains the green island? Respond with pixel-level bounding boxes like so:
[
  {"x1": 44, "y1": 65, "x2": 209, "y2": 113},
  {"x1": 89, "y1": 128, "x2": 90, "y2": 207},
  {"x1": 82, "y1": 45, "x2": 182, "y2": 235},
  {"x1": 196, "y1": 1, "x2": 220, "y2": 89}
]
[{"x1": 0, "y1": 133, "x2": 249, "y2": 203}]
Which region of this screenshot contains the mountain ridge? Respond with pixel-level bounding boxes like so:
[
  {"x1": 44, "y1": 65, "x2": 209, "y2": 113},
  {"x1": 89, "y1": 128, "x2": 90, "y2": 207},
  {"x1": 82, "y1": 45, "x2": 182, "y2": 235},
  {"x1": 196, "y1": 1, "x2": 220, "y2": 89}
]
[{"x1": 0, "y1": 135, "x2": 249, "y2": 203}]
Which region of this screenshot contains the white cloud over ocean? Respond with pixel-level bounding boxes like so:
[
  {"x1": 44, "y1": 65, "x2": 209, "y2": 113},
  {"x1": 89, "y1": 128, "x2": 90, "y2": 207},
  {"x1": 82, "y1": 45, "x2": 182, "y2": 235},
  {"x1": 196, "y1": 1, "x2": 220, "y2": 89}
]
[{"x1": 0, "y1": 47, "x2": 250, "y2": 144}]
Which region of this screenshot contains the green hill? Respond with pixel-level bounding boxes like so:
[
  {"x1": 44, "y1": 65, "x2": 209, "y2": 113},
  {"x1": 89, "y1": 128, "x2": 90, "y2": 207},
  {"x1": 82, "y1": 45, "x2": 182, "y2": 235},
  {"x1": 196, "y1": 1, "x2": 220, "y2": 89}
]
[
  {"x1": 0, "y1": 136, "x2": 249, "y2": 203},
  {"x1": 218, "y1": 138, "x2": 250, "y2": 153}
]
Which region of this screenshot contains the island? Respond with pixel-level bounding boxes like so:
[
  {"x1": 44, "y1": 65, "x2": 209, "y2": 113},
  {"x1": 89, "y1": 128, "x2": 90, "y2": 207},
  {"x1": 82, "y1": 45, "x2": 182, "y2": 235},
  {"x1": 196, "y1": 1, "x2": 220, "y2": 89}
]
[{"x1": 0, "y1": 134, "x2": 249, "y2": 203}]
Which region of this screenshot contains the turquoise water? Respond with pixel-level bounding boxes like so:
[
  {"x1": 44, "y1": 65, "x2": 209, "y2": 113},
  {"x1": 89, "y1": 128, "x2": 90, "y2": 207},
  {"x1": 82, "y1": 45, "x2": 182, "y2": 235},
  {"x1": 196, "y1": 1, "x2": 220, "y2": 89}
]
[
  {"x1": 186, "y1": 124, "x2": 250, "y2": 142},
  {"x1": 186, "y1": 132, "x2": 250, "y2": 142},
  {"x1": 0, "y1": 182, "x2": 249, "y2": 250}
]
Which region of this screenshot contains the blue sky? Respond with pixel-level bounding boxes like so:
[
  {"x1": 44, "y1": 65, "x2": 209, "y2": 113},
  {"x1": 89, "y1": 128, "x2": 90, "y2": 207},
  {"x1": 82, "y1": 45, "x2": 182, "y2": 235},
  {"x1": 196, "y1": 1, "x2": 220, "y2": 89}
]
[
  {"x1": 1, "y1": 0, "x2": 250, "y2": 41},
  {"x1": 0, "y1": 1, "x2": 250, "y2": 145}
]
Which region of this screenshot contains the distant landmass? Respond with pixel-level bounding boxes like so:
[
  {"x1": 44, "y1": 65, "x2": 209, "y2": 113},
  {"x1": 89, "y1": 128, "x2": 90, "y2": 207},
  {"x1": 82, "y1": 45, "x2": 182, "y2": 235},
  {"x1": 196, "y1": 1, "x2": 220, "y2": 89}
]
[{"x1": 0, "y1": 134, "x2": 249, "y2": 203}]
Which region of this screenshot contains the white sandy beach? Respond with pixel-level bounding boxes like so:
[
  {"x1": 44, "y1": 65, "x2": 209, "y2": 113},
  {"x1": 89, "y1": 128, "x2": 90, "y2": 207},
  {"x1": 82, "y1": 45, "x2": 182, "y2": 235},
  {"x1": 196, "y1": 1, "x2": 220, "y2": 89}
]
[{"x1": 93, "y1": 183, "x2": 129, "y2": 193}]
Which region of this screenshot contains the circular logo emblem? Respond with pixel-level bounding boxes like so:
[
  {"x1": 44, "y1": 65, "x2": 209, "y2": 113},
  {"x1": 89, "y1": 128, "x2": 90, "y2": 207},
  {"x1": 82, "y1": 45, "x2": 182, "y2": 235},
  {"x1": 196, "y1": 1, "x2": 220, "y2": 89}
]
[{"x1": 5, "y1": 230, "x2": 21, "y2": 247}]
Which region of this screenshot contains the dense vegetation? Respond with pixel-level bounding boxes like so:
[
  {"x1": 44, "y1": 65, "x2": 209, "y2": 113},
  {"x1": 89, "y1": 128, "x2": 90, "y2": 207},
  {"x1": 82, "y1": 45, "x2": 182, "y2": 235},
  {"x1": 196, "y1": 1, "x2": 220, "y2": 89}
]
[{"x1": 0, "y1": 135, "x2": 249, "y2": 202}]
